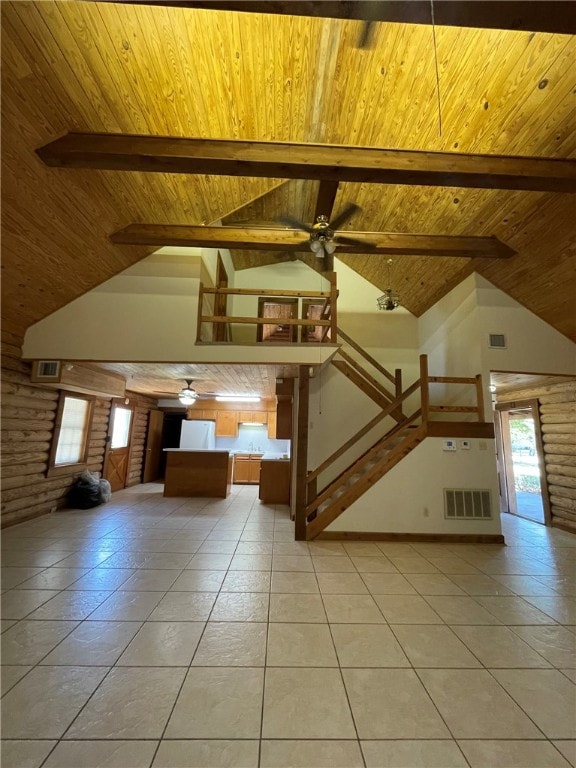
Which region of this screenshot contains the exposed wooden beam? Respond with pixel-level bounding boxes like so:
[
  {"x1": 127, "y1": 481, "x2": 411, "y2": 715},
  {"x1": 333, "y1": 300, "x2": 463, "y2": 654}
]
[
  {"x1": 314, "y1": 181, "x2": 339, "y2": 221},
  {"x1": 37, "y1": 133, "x2": 576, "y2": 193},
  {"x1": 93, "y1": 1, "x2": 576, "y2": 36},
  {"x1": 110, "y1": 223, "x2": 516, "y2": 259}
]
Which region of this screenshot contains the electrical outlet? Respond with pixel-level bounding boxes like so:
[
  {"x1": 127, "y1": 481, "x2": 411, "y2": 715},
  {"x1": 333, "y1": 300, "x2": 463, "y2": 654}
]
[
  {"x1": 443, "y1": 439, "x2": 457, "y2": 451},
  {"x1": 460, "y1": 440, "x2": 472, "y2": 450}
]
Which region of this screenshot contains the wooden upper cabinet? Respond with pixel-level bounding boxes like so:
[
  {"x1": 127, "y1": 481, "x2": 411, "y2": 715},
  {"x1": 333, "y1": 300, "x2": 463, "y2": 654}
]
[
  {"x1": 238, "y1": 410, "x2": 268, "y2": 424},
  {"x1": 216, "y1": 410, "x2": 238, "y2": 437},
  {"x1": 201, "y1": 410, "x2": 217, "y2": 420},
  {"x1": 267, "y1": 410, "x2": 277, "y2": 439}
]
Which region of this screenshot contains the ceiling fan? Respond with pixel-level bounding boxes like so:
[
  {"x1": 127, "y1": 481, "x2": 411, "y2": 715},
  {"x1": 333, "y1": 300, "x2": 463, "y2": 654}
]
[{"x1": 277, "y1": 202, "x2": 373, "y2": 258}]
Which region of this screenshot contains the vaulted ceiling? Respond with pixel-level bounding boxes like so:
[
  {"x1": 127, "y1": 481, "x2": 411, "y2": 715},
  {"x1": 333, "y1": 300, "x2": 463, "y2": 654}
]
[{"x1": 2, "y1": 1, "x2": 575, "y2": 342}]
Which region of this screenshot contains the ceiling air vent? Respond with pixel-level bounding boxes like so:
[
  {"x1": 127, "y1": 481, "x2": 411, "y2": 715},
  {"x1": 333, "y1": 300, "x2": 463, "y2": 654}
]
[
  {"x1": 36, "y1": 360, "x2": 60, "y2": 377},
  {"x1": 488, "y1": 333, "x2": 507, "y2": 349},
  {"x1": 445, "y1": 489, "x2": 492, "y2": 519}
]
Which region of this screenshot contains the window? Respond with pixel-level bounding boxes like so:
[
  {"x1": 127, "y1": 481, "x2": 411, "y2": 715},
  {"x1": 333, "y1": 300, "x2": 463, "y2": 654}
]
[
  {"x1": 48, "y1": 392, "x2": 94, "y2": 475},
  {"x1": 111, "y1": 406, "x2": 132, "y2": 448}
]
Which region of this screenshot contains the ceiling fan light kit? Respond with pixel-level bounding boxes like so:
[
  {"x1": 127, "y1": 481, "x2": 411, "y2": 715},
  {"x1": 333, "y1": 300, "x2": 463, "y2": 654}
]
[{"x1": 178, "y1": 379, "x2": 198, "y2": 405}]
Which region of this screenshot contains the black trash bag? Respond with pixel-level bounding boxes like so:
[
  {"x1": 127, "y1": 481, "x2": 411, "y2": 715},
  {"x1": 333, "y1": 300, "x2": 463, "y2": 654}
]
[{"x1": 68, "y1": 470, "x2": 104, "y2": 509}]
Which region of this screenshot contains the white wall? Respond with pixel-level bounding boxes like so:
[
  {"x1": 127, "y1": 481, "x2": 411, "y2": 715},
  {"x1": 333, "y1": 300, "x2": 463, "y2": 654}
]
[{"x1": 327, "y1": 437, "x2": 501, "y2": 535}]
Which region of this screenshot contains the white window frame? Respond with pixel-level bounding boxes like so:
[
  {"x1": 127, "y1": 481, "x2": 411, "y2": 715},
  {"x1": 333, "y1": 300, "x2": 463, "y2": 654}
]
[{"x1": 47, "y1": 391, "x2": 94, "y2": 477}]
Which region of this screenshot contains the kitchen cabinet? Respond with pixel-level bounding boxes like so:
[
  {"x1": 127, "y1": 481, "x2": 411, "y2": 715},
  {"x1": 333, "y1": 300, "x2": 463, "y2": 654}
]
[
  {"x1": 186, "y1": 408, "x2": 217, "y2": 421},
  {"x1": 259, "y1": 460, "x2": 291, "y2": 503},
  {"x1": 216, "y1": 410, "x2": 238, "y2": 437},
  {"x1": 233, "y1": 454, "x2": 262, "y2": 484},
  {"x1": 267, "y1": 410, "x2": 277, "y2": 438},
  {"x1": 276, "y1": 400, "x2": 292, "y2": 439},
  {"x1": 238, "y1": 411, "x2": 268, "y2": 425}
]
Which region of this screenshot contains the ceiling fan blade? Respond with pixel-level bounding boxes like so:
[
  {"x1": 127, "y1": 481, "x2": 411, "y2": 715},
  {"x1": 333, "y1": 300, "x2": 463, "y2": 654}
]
[
  {"x1": 335, "y1": 234, "x2": 377, "y2": 248},
  {"x1": 330, "y1": 202, "x2": 362, "y2": 231},
  {"x1": 277, "y1": 214, "x2": 314, "y2": 234}
]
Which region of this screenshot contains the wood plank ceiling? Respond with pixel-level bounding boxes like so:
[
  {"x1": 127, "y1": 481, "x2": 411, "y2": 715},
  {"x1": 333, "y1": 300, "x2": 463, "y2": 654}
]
[{"x1": 2, "y1": 1, "x2": 575, "y2": 342}]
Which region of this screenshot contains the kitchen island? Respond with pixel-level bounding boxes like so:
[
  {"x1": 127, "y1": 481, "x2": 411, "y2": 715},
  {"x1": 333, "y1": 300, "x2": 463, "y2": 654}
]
[{"x1": 163, "y1": 449, "x2": 232, "y2": 497}]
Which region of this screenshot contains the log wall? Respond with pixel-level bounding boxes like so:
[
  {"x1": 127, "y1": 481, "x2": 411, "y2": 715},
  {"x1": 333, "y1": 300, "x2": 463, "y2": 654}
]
[
  {"x1": 497, "y1": 380, "x2": 576, "y2": 534},
  {"x1": 1, "y1": 333, "x2": 156, "y2": 527}
]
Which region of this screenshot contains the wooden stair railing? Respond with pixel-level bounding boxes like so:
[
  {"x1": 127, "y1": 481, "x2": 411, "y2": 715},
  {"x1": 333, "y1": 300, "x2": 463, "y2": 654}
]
[{"x1": 298, "y1": 353, "x2": 488, "y2": 539}]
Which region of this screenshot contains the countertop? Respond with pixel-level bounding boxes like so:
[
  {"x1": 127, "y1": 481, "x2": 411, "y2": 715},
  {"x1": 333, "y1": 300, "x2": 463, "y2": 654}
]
[
  {"x1": 163, "y1": 449, "x2": 230, "y2": 453},
  {"x1": 261, "y1": 452, "x2": 290, "y2": 461}
]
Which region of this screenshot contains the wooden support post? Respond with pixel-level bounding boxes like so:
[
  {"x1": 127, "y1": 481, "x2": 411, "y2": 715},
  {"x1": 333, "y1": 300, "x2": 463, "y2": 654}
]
[
  {"x1": 196, "y1": 282, "x2": 204, "y2": 342},
  {"x1": 328, "y1": 272, "x2": 338, "y2": 342},
  {"x1": 420, "y1": 355, "x2": 429, "y2": 424},
  {"x1": 475, "y1": 374, "x2": 485, "y2": 422},
  {"x1": 294, "y1": 366, "x2": 310, "y2": 541}
]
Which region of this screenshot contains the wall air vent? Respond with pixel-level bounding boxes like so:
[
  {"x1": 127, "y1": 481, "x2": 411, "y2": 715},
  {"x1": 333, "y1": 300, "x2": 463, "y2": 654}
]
[
  {"x1": 36, "y1": 360, "x2": 60, "y2": 377},
  {"x1": 488, "y1": 333, "x2": 507, "y2": 349},
  {"x1": 445, "y1": 489, "x2": 492, "y2": 519}
]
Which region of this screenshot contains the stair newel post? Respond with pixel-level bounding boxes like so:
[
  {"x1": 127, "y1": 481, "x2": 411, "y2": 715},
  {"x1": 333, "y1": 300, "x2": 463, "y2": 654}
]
[
  {"x1": 475, "y1": 374, "x2": 485, "y2": 422},
  {"x1": 328, "y1": 272, "x2": 338, "y2": 342},
  {"x1": 196, "y1": 282, "x2": 204, "y2": 342},
  {"x1": 294, "y1": 365, "x2": 310, "y2": 541},
  {"x1": 419, "y1": 354, "x2": 429, "y2": 424}
]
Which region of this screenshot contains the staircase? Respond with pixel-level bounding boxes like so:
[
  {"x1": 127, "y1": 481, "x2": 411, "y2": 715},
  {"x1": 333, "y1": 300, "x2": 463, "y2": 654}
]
[{"x1": 299, "y1": 332, "x2": 489, "y2": 540}]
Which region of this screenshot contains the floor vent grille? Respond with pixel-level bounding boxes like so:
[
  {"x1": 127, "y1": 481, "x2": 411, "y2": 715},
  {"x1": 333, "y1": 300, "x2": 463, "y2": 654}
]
[{"x1": 445, "y1": 489, "x2": 492, "y2": 519}]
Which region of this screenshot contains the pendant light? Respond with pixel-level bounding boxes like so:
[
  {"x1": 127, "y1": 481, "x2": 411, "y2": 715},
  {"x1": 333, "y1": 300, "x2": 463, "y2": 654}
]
[{"x1": 377, "y1": 259, "x2": 400, "y2": 311}]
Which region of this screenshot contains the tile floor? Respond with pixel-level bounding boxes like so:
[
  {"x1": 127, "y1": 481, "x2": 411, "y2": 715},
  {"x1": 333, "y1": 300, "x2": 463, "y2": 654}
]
[{"x1": 1, "y1": 483, "x2": 575, "y2": 768}]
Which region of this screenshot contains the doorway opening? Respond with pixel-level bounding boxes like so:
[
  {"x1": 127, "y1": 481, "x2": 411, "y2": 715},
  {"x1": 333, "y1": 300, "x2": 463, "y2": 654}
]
[{"x1": 496, "y1": 400, "x2": 548, "y2": 524}]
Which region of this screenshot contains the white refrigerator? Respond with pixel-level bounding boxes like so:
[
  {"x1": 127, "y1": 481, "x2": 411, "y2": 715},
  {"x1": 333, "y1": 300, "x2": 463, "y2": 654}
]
[{"x1": 179, "y1": 420, "x2": 216, "y2": 450}]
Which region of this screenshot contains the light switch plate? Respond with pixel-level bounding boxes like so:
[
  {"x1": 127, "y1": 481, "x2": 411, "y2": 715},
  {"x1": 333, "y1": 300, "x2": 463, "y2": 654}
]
[{"x1": 443, "y1": 439, "x2": 457, "y2": 451}]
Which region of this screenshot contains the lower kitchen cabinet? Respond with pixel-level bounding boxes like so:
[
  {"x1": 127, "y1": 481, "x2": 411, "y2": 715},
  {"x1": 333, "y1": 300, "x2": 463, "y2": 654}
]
[
  {"x1": 259, "y1": 460, "x2": 291, "y2": 503},
  {"x1": 233, "y1": 454, "x2": 262, "y2": 484}
]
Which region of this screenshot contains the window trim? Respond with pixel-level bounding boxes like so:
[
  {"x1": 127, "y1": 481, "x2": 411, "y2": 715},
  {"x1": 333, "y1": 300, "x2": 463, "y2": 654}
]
[{"x1": 47, "y1": 390, "x2": 95, "y2": 477}]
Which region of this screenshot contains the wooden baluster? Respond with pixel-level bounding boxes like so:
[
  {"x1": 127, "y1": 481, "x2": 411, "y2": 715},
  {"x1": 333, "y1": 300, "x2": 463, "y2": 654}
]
[
  {"x1": 328, "y1": 272, "x2": 338, "y2": 342},
  {"x1": 294, "y1": 366, "x2": 310, "y2": 540},
  {"x1": 475, "y1": 374, "x2": 485, "y2": 422},
  {"x1": 196, "y1": 282, "x2": 204, "y2": 342},
  {"x1": 420, "y1": 354, "x2": 429, "y2": 424}
]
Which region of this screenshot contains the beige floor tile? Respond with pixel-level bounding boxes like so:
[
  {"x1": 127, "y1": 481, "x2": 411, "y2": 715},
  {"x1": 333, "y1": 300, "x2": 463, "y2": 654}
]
[
  {"x1": 405, "y1": 573, "x2": 466, "y2": 595},
  {"x1": 490, "y1": 573, "x2": 558, "y2": 595},
  {"x1": 120, "y1": 569, "x2": 180, "y2": 591},
  {"x1": 361, "y1": 573, "x2": 418, "y2": 595},
  {"x1": 393, "y1": 624, "x2": 481, "y2": 667},
  {"x1": 376, "y1": 543, "x2": 418, "y2": 556},
  {"x1": 1, "y1": 589, "x2": 60, "y2": 619},
  {"x1": 1, "y1": 620, "x2": 79, "y2": 665},
  {"x1": 388, "y1": 556, "x2": 439, "y2": 573},
  {"x1": 192, "y1": 622, "x2": 267, "y2": 666},
  {"x1": 312, "y1": 556, "x2": 357, "y2": 572},
  {"x1": 350, "y1": 556, "x2": 398, "y2": 573},
  {"x1": 135, "y1": 553, "x2": 193, "y2": 569},
  {"x1": 153, "y1": 739, "x2": 259, "y2": 768},
  {"x1": 267, "y1": 622, "x2": 337, "y2": 666},
  {"x1": 491, "y1": 669, "x2": 576, "y2": 739},
  {"x1": 117, "y1": 621, "x2": 204, "y2": 666},
  {"x1": 561, "y1": 668, "x2": 576, "y2": 682},
  {"x1": 260, "y1": 740, "x2": 364, "y2": 768},
  {"x1": 475, "y1": 595, "x2": 559, "y2": 624},
  {"x1": 41, "y1": 621, "x2": 141, "y2": 665},
  {"x1": 148, "y1": 592, "x2": 216, "y2": 621},
  {"x1": 362, "y1": 740, "x2": 467, "y2": 767},
  {"x1": 323, "y1": 594, "x2": 385, "y2": 623},
  {"x1": 307, "y1": 542, "x2": 347, "y2": 556},
  {"x1": 317, "y1": 572, "x2": 368, "y2": 594},
  {"x1": 185, "y1": 553, "x2": 233, "y2": 570},
  {"x1": 374, "y1": 595, "x2": 443, "y2": 624},
  {"x1": 66, "y1": 666, "x2": 185, "y2": 739},
  {"x1": 332, "y1": 623, "x2": 410, "y2": 667},
  {"x1": 418, "y1": 668, "x2": 542, "y2": 738},
  {"x1": 229, "y1": 554, "x2": 272, "y2": 571},
  {"x1": 268, "y1": 593, "x2": 327, "y2": 623},
  {"x1": 0, "y1": 741, "x2": 58, "y2": 768},
  {"x1": 97, "y1": 552, "x2": 151, "y2": 569},
  {"x1": 1, "y1": 665, "x2": 32, "y2": 696},
  {"x1": 512, "y1": 624, "x2": 576, "y2": 668},
  {"x1": 209, "y1": 592, "x2": 269, "y2": 621},
  {"x1": 270, "y1": 571, "x2": 319, "y2": 593},
  {"x1": 343, "y1": 543, "x2": 382, "y2": 556},
  {"x1": 272, "y1": 555, "x2": 314, "y2": 572},
  {"x1": 235, "y1": 542, "x2": 273, "y2": 555},
  {"x1": 87, "y1": 591, "x2": 164, "y2": 621},
  {"x1": 170, "y1": 570, "x2": 225, "y2": 591},
  {"x1": 447, "y1": 574, "x2": 514, "y2": 595},
  {"x1": 43, "y1": 740, "x2": 159, "y2": 768},
  {"x1": 427, "y1": 556, "x2": 482, "y2": 574},
  {"x1": 522, "y1": 595, "x2": 576, "y2": 624},
  {"x1": 26, "y1": 590, "x2": 113, "y2": 620},
  {"x1": 16, "y1": 567, "x2": 89, "y2": 590},
  {"x1": 452, "y1": 625, "x2": 551, "y2": 667},
  {"x1": 553, "y1": 741, "x2": 576, "y2": 767},
  {"x1": 423, "y1": 595, "x2": 502, "y2": 624},
  {"x1": 1, "y1": 619, "x2": 18, "y2": 633},
  {"x1": 66, "y1": 568, "x2": 136, "y2": 591},
  {"x1": 263, "y1": 667, "x2": 355, "y2": 738},
  {"x1": 458, "y1": 740, "x2": 572, "y2": 768},
  {"x1": 197, "y1": 540, "x2": 238, "y2": 554},
  {"x1": 272, "y1": 542, "x2": 310, "y2": 556},
  {"x1": 221, "y1": 570, "x2": 271, "y2": 592},
  {"x1": 165, "y1": 667, "x2": 264, "y2": 738},
  {"x1": 1, "y1": 666, "x2": 108, "y2": 738},
  {"x1": 343, "y1": 668, "x2": 450, "y2": 739}
]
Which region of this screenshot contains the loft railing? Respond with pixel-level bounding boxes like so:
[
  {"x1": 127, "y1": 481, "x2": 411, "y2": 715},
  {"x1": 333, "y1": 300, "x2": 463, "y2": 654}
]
[{"x1": 196, "y1": 273, "x2": 339, "y2": 344}]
